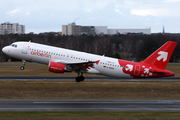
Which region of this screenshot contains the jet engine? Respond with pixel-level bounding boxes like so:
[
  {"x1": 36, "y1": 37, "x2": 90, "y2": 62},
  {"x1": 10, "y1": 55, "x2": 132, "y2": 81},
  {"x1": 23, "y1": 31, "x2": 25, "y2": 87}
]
[{"x1": 48, "y1": 62, "x2": 72, "y2": 73}]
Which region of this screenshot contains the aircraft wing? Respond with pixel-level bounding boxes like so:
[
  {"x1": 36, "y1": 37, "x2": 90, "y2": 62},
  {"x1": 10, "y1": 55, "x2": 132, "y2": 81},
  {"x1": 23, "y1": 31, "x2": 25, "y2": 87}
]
[
  {"x1": 53, "y1": 60, "x2": 100, "y2": 72},
  {"x1": 53, "y1": 60, "x2": 100, "y2": 65}
]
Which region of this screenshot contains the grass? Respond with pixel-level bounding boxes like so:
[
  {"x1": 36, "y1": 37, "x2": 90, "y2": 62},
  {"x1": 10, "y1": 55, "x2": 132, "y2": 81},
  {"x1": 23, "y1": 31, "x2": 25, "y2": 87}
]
[
  {"x1": 0, "y1": 111, "x2": 180, "y2": 120},
  {"x1": 166, "y1": 63, "x2": 180, "y2": 76},
  {"x1": 0, "y1": 81, "x2": 180, "y2": 99}
]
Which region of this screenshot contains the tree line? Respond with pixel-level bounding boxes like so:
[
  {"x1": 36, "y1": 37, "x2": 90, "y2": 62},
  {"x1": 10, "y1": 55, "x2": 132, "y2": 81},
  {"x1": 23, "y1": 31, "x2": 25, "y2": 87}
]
[{"x1": 0, "y1": 33, "x2": 180, "y2": 62}]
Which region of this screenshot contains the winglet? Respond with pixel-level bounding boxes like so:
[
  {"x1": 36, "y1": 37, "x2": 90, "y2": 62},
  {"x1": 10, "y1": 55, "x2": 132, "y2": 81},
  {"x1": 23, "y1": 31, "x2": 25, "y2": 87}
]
[{"x1": 141, "y1": 41, "x2": 177, "y2": 69}]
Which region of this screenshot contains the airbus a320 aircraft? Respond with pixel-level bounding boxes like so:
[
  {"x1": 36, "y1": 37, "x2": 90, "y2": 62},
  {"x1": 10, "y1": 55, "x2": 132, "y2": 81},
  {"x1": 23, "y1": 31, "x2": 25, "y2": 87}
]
[{"x1": 2, "y1": 41, "x2": 177, "y2": 82}]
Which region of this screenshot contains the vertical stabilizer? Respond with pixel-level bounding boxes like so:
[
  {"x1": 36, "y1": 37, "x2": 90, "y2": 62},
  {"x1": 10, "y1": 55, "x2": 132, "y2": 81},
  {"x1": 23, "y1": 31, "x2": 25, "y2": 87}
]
[{"x1": 141, "y1": 41, "x2": 177, "y2": 69}]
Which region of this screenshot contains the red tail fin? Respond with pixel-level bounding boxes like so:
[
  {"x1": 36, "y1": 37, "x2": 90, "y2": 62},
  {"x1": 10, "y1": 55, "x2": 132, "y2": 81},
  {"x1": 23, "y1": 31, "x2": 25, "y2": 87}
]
[{"x1": 141, "y1": 41, "x2": 177, "y2": 69}]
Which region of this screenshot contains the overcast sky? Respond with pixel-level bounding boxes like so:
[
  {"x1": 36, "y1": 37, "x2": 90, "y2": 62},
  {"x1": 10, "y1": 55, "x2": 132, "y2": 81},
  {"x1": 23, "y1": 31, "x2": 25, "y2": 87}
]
[{"x1": 1, "y1": 0, "x2": 180, "y2": 33}]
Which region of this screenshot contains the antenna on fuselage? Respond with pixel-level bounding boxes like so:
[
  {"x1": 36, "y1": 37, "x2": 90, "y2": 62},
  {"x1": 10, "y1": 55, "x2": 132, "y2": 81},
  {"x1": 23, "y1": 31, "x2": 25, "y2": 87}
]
[{"x1": 29, "y1": 40, "x2": 31, "y2": 42}]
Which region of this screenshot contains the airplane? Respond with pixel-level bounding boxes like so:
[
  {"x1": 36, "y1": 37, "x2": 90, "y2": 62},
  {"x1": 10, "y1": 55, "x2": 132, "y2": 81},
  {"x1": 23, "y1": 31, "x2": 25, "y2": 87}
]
[{"x1": 2, "y1": 41, "x2": 177, "y2": 82}]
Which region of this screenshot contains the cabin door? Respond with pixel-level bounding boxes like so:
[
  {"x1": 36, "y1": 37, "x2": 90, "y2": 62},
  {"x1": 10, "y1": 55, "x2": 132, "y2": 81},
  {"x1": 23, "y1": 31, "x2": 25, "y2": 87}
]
[{"x1": 22, "y1": 43, "x2": 28, "y2": 54}]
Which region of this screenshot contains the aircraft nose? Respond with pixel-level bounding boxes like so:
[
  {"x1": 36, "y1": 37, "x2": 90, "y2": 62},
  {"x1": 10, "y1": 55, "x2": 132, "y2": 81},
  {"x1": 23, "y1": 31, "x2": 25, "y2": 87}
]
[{"x1": 2, "y1": 46, "x2": 10, "y2": 54}]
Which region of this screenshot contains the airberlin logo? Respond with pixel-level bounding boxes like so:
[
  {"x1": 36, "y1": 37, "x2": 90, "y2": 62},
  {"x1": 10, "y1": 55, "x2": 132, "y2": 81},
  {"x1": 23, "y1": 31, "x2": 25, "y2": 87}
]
[
  {"x1": 157, "y1": 51, "x2": 168, "y2": 62},
  {"x1": 31, "y1": 51, "x2": 51, "y2": 58}
]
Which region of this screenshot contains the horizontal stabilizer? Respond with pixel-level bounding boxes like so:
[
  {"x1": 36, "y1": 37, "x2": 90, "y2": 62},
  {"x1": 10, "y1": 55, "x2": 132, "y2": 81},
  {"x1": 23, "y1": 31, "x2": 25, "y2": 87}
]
[{"x1": 151, "y1": 71, "x2": 167, "y2": 74}]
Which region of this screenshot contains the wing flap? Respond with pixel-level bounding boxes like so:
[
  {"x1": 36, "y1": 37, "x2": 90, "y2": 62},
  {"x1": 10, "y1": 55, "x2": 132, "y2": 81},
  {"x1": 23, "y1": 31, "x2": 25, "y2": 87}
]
[{"x1": 55, "y1": 60, "x2": 100, "y2": 65}]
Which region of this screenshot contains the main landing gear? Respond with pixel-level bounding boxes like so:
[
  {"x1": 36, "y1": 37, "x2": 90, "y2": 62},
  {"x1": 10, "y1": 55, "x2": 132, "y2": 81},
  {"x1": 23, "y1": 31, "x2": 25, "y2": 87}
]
[
  {"x1": 76, "y1": 72, "x2": 85, "y2": 82},
  {"x1": 20, "y1": 60, "x2": 26, "y2": 70}
]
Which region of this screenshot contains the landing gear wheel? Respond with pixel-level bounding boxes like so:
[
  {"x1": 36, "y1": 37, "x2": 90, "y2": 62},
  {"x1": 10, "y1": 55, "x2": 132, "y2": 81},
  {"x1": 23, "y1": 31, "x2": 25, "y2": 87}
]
[
  {"x1": 76, "y1": 76, "x2": 85, "y2": 82},
  {"x1": 76, "y1": 77, "x2": 81, "y2": 82},
  {"x1": 20, "y1": 59, "x2": 26, "y2": 70},
  {"x1": 20, "y1": 66, "x2": 25, "y2": 70},
  {"x1": 80, "y1": 76, "x2": 84, "y2": 81},
  {"x1": 75, "y1": 72, "x2": 85, "y2": 82}
]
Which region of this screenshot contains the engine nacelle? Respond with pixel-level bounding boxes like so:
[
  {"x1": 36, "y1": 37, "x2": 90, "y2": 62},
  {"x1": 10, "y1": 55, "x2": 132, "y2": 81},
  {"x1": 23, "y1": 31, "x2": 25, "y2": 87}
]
[{"x1": 48, "y1": 62, "x2": 72, "y2": 73}]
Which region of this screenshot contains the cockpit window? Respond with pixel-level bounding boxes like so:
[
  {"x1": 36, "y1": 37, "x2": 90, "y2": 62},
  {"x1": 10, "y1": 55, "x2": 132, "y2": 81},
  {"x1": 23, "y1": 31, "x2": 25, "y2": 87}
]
[{"x1": 10, "y1": 44, "x2": 17, "y2": 48}]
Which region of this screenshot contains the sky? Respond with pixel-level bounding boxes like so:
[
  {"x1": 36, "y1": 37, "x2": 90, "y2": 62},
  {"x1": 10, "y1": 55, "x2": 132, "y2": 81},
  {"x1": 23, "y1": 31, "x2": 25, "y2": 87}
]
[{"x1": 1, "y1": 0, "x2": 180, "y2": 34}]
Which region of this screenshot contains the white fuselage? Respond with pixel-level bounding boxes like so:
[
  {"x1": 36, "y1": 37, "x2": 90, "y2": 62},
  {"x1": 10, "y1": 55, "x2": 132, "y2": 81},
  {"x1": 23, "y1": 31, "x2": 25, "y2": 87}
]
[{"x1": 2, "y1": 41, "x2": 132, "y2": 78}]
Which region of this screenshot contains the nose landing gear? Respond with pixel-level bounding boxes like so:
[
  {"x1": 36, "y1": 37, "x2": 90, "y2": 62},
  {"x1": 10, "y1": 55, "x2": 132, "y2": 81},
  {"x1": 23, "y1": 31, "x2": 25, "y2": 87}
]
[{"x1": 20, "y1": 60, "x2": 26, "y2": 70}]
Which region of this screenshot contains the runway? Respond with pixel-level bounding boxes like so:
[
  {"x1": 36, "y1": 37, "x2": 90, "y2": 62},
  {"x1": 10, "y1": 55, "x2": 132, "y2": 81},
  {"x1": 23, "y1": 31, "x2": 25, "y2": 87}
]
[
  {"x1": 0, "y1": 99, "x2": 180, "y2": 111},
  {"x1": 0, "y1": 76, "x2": 180, "y2": 81}
]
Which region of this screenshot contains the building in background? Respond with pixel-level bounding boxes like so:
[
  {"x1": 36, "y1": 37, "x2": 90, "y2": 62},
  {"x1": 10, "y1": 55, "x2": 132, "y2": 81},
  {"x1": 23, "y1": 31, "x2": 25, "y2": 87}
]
[
  {"x1": 108, "y1": 28, "x2": 151, "y2": 35},
  {"x1": 62, "y1": 23, "x2": 95, "y2": 35},
  {"x1": 62, "y1": 23, "x2": 151, "y2": 35},
  {"x1": 62, "y1": 23, "x2": 81, "y2": 35},
  {"x1": 163, "y1": 26, "x2": 165, "y2": 34},
  {"x1": 94, "y1": 26, "x2": 108, "y2": 35},
  {"x1": 0, "y1": 22, "x2": 25, "y2": 35}
]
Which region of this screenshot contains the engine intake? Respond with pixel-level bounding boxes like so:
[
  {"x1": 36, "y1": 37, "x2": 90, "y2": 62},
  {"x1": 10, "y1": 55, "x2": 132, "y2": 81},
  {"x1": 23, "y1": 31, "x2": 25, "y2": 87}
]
[{"x1": 48, "y1": 62, "x2": 72, "y2": 73}]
